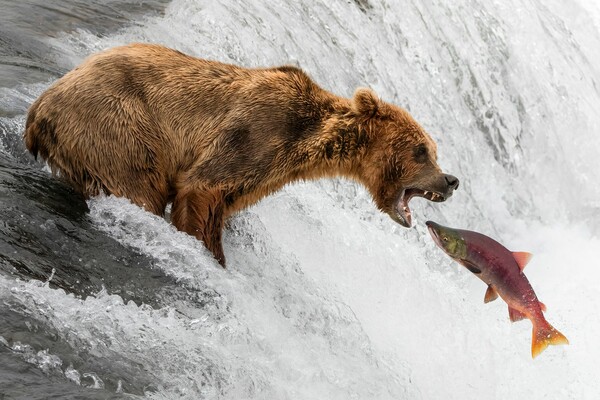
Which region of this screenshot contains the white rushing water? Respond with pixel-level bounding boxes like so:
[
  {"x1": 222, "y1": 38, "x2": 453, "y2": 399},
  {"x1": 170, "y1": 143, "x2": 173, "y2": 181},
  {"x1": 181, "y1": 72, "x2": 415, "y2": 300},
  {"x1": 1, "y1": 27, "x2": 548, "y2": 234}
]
[{"x1": 2, "y1": 0, "x2": 600, "y2": 398}]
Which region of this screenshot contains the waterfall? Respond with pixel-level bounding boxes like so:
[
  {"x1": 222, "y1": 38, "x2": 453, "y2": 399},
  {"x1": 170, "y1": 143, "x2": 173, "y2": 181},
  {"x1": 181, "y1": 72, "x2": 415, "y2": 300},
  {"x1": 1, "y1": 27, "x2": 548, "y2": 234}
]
[{"x1": 1, "y1": 0, "x2": 598, "y2": 398}]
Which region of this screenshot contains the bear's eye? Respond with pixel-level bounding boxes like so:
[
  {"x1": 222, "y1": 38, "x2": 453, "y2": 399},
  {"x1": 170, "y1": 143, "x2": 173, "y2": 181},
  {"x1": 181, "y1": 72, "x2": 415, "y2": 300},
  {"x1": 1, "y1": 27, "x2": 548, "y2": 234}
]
[{"x1": 413, "y1": 144, "x2": 428, "y2": 163}]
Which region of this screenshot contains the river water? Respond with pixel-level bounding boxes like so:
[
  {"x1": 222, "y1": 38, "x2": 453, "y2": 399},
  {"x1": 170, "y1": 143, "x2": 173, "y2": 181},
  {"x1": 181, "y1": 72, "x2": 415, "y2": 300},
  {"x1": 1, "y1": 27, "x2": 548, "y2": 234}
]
[{"x1": 1, "y1": 0, "x2": 599, "y2": 399}]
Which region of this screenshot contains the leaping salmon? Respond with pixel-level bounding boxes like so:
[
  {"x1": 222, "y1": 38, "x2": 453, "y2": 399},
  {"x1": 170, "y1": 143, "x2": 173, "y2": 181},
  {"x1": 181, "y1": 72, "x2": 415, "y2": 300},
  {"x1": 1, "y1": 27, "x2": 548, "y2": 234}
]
[{"x1": 426, "y1": 221, "x2": 568, "y2": 358}]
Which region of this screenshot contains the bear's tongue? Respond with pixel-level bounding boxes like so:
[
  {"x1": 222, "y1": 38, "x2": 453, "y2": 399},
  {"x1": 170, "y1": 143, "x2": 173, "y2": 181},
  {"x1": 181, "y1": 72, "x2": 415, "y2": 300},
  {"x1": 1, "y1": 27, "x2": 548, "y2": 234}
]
[{"x1": 395, "y1": 196, "x2": 412, "y2": 228}]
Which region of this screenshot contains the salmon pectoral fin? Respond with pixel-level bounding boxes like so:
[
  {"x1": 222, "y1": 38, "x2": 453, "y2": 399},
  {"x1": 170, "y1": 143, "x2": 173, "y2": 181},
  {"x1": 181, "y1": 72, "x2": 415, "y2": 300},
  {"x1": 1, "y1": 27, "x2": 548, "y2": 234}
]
[
  {"x1": 531, "y1": 323, "x2": 569, "y2": 359},
  {"x1": 508, "y1": 306, "x2": 527, "y2": 322},
  {"x1": 484, "y1": 285, "x2": 499, "y2": 303},
  {"x1": 539, "y1": 302, "x2": 547, "y2": 312}
]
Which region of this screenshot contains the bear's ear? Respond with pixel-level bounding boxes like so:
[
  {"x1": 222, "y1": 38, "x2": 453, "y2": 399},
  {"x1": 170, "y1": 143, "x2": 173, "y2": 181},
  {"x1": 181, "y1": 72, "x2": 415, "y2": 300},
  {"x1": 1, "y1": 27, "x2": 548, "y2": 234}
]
[{"x1": 352, "y1": 88, "x2": 380, "y2": 118}]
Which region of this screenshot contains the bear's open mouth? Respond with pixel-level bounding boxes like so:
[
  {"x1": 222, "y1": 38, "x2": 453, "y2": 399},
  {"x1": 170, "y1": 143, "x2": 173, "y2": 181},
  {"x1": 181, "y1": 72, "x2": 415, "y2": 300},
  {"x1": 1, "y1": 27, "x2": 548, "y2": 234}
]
[{"x1": 394, "y1": 188, "x2": 447, "y2": 228}]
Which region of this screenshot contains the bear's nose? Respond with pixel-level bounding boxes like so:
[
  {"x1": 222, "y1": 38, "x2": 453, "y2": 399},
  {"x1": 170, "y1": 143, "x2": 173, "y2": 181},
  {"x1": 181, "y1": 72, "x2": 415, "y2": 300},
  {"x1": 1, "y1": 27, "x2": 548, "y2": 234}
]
[{"x1": 444, "y1": 174, "x2": 460, "y2": 191}]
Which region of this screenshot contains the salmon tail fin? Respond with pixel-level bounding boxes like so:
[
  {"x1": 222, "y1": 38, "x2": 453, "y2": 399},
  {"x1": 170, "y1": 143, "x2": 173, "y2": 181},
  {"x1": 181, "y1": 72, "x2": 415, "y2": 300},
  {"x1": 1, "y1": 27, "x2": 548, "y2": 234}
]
[{"x1": 531, "y1": 322, "x2": 569, "y2": 359}]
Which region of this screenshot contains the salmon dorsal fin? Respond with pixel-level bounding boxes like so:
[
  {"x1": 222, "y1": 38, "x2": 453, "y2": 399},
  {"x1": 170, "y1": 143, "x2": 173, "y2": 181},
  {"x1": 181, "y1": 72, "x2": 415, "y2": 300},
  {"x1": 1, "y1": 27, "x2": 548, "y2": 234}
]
[
  {"x1": 512, "y1": 251, "x2": 533, "y2": 270},
  {"x1": 484, "y1": 285, "x2": 499, "y2": 303}
]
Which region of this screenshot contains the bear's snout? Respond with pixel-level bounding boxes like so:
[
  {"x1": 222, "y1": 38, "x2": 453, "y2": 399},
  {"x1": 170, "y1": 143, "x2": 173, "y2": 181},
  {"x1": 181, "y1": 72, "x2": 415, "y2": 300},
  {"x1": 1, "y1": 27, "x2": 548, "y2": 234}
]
[
  {"x1": 428, "y1": 172, "x2": 459, "y2": 201},
  {"x1": 443, "y1": 173, "x2": 460, "y2": 197},
  {"x1": 391, "y1": 171, "x2": 460, "y2": 228}
]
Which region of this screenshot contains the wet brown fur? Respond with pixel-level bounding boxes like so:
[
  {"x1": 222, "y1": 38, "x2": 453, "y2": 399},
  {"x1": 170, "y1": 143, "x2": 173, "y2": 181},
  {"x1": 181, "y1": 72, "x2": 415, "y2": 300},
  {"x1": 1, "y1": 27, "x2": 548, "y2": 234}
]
[{"x1": 25, "y1": 43, "x2": 447, "y2": 266}]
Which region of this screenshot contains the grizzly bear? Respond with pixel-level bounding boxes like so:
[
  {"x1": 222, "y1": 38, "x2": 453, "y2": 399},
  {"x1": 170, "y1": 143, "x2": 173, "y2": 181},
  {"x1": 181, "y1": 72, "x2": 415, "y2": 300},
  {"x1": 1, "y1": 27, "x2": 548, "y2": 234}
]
[{"x1": 25, "y1": 43, "x2": 459, "y2": 266}]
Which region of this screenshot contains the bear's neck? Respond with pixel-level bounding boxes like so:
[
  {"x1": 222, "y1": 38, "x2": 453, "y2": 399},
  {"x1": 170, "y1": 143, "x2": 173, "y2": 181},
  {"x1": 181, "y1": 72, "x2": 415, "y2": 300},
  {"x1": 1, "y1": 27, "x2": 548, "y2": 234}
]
[
  {"x1": 225, "y1": 100, "x2": 371, "y2": 216},
  {"x1": 292, "y1": 100, "x2": 370, "y2": 182}
]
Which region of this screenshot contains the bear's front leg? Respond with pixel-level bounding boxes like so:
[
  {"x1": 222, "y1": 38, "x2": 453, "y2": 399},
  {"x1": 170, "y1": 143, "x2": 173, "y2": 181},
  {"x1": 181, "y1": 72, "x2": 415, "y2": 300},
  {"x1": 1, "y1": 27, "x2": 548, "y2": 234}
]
[{"x1": 171, "y1": 186, "x2": 226, "y2": 267}]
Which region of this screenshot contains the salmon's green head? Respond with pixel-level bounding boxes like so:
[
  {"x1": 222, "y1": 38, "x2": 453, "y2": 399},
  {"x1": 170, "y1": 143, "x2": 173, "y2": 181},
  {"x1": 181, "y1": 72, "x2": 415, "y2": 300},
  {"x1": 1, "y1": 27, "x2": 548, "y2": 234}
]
[{"x1": 426, "y1": 221, "x2": 467, "y2": 260}]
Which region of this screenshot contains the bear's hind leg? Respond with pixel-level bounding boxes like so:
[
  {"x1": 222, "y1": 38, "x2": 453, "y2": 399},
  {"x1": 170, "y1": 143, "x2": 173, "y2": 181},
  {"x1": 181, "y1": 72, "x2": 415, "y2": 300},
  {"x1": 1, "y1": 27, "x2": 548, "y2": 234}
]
[
  {"x1": 171, "y1": 186, "x2": 226, "y2": 267},
  {"x1": 106, "y1": 174, "x2": 170, "y2": 217}
]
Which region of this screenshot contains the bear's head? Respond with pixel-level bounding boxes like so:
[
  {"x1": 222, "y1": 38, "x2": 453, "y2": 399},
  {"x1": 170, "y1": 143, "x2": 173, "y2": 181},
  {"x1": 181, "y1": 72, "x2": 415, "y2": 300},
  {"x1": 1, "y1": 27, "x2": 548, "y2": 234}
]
[{"x1": 352, "y1": 88, "x2": 459, "y2": 227}]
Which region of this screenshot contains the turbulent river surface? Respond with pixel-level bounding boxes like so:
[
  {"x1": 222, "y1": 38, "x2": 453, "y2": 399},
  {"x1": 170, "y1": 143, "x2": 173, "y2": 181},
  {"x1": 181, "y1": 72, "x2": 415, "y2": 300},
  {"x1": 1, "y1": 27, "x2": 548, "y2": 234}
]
[{"x1": 1, "y1": 0, "x2": 599, "y2": 399}]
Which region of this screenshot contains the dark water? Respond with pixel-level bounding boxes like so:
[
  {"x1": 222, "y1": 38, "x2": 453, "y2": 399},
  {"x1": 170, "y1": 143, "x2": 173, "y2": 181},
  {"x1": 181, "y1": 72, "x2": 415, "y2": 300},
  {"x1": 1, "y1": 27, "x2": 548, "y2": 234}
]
[
  {"x1": 0, "y1": 0, "x2": 168, "y2": 85},
  {"x1": 0, "y1": 1, "x2": 170, "y2": 398}
]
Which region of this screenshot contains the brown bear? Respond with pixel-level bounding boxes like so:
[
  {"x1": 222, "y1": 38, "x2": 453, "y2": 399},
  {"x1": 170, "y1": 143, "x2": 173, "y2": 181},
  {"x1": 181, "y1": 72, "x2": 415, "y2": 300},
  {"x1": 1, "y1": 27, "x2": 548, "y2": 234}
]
[{"x1": 24, "y1": 43, "x2": 459, "y2": 266}]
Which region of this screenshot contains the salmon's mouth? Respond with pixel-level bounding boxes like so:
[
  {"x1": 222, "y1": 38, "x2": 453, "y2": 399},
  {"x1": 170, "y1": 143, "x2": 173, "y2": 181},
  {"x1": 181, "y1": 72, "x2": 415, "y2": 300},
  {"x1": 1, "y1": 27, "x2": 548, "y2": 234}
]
[
  {"x1": 426, "y1": 220, "x2": 444, "y2": 247},
  {"x1": 393, "y1": 188, "x2": 448, "y2": 228}
]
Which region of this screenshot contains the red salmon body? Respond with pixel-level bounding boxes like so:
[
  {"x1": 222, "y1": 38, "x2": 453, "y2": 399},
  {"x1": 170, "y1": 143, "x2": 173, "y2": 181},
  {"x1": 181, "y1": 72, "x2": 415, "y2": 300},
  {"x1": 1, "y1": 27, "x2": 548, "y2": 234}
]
[{"x1": 426, "y1": 221, "x2": 569, "y2": 358}]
